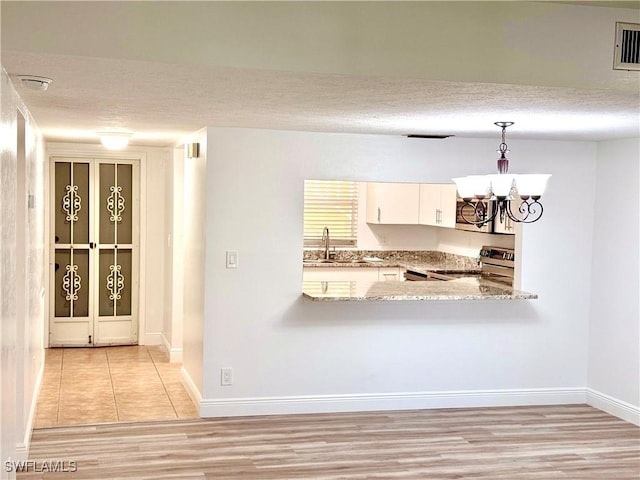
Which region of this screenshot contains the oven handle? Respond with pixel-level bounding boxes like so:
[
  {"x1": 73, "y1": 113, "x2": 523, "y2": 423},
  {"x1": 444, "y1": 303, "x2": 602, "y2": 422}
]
[{"x1": 404, "y1": 271, "x2": 429, "y2": 281}]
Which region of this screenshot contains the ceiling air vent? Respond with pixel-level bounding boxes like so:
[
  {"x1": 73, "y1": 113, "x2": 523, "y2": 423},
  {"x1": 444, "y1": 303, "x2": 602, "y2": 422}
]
[
  {"x1": 406, "y1": 134, "x2": 453, "y2": 139},
  {"x1": 614, "y1": 22, "x2": 640, "y2": 71}
]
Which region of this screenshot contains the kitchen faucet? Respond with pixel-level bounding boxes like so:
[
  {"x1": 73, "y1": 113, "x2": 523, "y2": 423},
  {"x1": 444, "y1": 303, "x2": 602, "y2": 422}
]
[{"x1": 322, "y1": 227, "x2": 331, "y2": 260}]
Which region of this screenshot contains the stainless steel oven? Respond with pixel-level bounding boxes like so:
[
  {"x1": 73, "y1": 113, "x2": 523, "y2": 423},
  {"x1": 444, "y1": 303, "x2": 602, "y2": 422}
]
[{"x1": 455, "y1": 199, "x2": 494, "y2": 233}]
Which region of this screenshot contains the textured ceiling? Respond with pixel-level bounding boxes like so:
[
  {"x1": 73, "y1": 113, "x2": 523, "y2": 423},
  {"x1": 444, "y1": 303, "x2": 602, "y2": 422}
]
[
  {"x1": 2, "y1": 1, "x2": 639, "y2": 146},
  {"x1": 5, "y1": 51, "x2": 639, "y2": 145}
]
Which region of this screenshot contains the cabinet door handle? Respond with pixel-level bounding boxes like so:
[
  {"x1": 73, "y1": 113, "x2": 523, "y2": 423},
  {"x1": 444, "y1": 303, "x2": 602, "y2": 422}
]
[{"x1": 377, "y1": 207, "x2": 381, "y2": 223}]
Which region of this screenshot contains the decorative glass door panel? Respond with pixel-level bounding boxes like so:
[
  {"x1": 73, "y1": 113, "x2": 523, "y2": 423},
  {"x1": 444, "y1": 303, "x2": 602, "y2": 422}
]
[
  {"x1": 52, "y1": 161, "x2": 92, "y2": 345},
  {"x1": 50, "y1": 158, "x2": 138, "y2": 347},
  {"x1": 99, "y1": 164, "x2": 133, "y2": 245},
  {"x1": 98, "y1": 250, "x2": 132, "y2": 316}
]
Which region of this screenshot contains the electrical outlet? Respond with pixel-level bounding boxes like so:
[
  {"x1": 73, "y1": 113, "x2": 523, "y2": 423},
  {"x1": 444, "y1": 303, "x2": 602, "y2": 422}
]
[{"x1": 221, "y1": 367, "x2": 233, "y2": 386}]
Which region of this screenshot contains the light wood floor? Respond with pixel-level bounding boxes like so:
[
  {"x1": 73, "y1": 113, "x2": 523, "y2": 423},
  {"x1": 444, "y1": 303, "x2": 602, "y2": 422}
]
[
  {"x1": 20, "y1": 404, "x2": 639, "y2": 479},
  {"x1": 35, "y1": 346, "x2": 198, "y2": 426}
]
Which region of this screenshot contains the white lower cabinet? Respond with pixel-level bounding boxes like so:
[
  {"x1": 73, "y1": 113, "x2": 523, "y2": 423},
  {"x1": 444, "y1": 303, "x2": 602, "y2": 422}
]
[
  {"x1": 378, "y1": 267, "x2": 404, "y2": 281},
  {"x1": 302, "y1": 267, "x2": 380, "y2": 282},
  {"x1": 303, "y1": 267, "x2": 404, "y2": 282}
]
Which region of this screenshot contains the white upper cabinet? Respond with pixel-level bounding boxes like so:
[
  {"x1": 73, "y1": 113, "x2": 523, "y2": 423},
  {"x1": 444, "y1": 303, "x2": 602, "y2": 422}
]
[
  {"x1": 418, "y1": 184, "x2": 457, "y2": 228},
  {"x1": 366, "y1": 183, "x2": 420, "y2": 224}
]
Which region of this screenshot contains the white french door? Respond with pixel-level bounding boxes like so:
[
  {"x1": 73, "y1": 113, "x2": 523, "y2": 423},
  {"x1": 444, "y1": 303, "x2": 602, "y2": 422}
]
[{"x1": 50, "y1": 157, "x2": 139, "y2": 346}]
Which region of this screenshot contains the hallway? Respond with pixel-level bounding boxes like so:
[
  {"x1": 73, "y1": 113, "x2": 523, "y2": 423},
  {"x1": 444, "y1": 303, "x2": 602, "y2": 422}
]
[{"x1": 35, "y1": 346, "x2": 198, "y2": 427}]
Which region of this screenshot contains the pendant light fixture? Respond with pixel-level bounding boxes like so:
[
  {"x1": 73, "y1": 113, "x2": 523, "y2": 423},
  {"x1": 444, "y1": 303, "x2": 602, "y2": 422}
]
[{"x1": 452, "y1": 122, "x2": 551, "y2": 227}]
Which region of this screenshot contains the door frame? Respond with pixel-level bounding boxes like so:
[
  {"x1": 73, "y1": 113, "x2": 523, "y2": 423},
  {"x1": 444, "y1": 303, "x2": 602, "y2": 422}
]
[{"x1": 45, "y1": 144, "x2": 148, "y2": 348}]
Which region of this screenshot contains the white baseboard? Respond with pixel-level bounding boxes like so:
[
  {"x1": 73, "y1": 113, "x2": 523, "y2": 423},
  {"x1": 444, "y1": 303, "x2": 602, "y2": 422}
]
[
  {"x1": 15, "y1": 444, "x2": 28, "y2": 462},
  {"x1": 181, "y1": 366, "x2": 202, "y2": 409},
  {"x1": 160, "y1": 332, "x2": 183, "y2": 363},
  {"x1": 15, "y1": 352, "x2": 46, "y2": 461},
  {"x1": 200, "y1": 387, "x2": 586, "y2": 418},
  {"x1": 586, "y1": 388, "x2": 640, "y2": 426}
]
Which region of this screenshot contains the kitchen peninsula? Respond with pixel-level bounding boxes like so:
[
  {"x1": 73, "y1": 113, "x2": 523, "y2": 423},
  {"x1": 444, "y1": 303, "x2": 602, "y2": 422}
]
[{"x1": 302, "y1": 250, "x2": 538, "y2": 301}]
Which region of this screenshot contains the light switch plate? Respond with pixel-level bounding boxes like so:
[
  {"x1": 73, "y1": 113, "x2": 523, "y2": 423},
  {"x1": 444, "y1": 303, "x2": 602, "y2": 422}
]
[{"x1": 226, "y1": 250, "x2": 238, "y2": 269}]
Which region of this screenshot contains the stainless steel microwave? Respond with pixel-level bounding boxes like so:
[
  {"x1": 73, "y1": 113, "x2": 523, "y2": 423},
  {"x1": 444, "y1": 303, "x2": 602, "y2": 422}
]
[{"x1": 455, "y1": 199, "x2": 494, "y2": 233}]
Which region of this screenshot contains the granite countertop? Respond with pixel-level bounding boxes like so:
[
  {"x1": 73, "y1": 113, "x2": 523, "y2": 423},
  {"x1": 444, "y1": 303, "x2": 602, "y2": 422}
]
[
  {"x1": 301, "y1": 250, "x2": 536, "y2": 301},
  {"x1": 302, "y1": 276, "x2": 537, "y2": 302},
  {"x1": 303, "y1": 250, "x2": 482, "y2": 274}
]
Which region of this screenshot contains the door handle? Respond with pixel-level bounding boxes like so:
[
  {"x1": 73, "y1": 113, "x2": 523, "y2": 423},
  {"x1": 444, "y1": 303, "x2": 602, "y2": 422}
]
[{"x1": 89, "y1": 242, "x2": 94, "y2": 249}]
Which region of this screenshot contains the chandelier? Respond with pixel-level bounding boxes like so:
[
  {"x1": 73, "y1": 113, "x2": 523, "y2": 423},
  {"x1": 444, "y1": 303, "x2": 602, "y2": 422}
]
[{"x1": 452, "y1": 122, "x2": 551, "y2": 227}]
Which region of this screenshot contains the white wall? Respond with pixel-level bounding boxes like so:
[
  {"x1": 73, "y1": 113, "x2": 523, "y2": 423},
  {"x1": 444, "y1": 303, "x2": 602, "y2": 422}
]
[
  {"x1": 181, "y1": 130, "x2": 207, "y2": 401},
  {"x1": 0, "y1": 67, "x2": 46, "y2": 475},
  {"x1": 199, "y1": 127, "x2": 596, "y2": 416},
  {"x1": 17, "y1": 102, "x2": 45, "y2": 461},
  {"x1": 587, "y1": 138, "x2": 640, "y2": 424},
  {"x1": 162, "y1": 148, "x2": 186, "y2": 362},
  {"x1": 437, "y1": 228, "x2": 515, "y2": 258},
  {"x1": 4, "y1": 2, "x2": 638, "y2": 93},
  {"x1": 162, "y1": 151, "x2": 175, "y2": 354},
  {"x1": 142, "y1": 147, "x2": 168, "y2": 344}
]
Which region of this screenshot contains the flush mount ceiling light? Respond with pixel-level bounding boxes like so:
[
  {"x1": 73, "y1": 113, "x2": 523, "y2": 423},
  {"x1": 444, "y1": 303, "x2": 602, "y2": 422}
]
[
  {"x1": 18, "y1": 75, "x2": 53, "y2": 91},
  {"x1": 452, "y1": 122, "x2": 551, "y2": 227},
  {"x1": 98, "y1": 132, "x2": 132, "y2": 150}
]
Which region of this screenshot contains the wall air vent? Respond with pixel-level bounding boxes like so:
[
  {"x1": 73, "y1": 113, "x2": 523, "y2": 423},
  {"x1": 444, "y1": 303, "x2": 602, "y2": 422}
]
[{"x1": 614, "y1": 22, "x2": 640, "y2": 71}]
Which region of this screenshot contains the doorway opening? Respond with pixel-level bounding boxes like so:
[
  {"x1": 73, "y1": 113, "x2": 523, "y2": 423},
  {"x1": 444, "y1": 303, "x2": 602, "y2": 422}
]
[
  {"x1": 40, "y1": 153, "x2": 197, "y2": 426},
  {"x1": 50, "y1": 157, "x2": 139, "y2": 346}
]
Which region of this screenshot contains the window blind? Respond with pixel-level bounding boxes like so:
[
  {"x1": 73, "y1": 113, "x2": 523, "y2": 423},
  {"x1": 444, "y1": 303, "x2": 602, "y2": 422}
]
[{"x1": 304, "y1": 180, "x2": 359, "y2": 247}]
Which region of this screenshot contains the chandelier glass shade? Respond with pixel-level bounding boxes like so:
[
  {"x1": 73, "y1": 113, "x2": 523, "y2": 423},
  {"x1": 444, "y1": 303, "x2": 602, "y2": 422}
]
[{"x1": 452, "y1": 122, "x2": 551, "y2": 227}]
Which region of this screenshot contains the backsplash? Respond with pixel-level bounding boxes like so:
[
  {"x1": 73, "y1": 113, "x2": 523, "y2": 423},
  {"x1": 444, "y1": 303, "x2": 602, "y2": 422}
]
[{"x1": 304, "y1": 249, "x2": 480, "y2": 270}]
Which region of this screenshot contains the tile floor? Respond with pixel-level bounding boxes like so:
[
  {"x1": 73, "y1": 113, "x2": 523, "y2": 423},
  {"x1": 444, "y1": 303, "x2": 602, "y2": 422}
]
[{"x1": 34, "y1": 345, "x2": 198, "y2": 427}]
